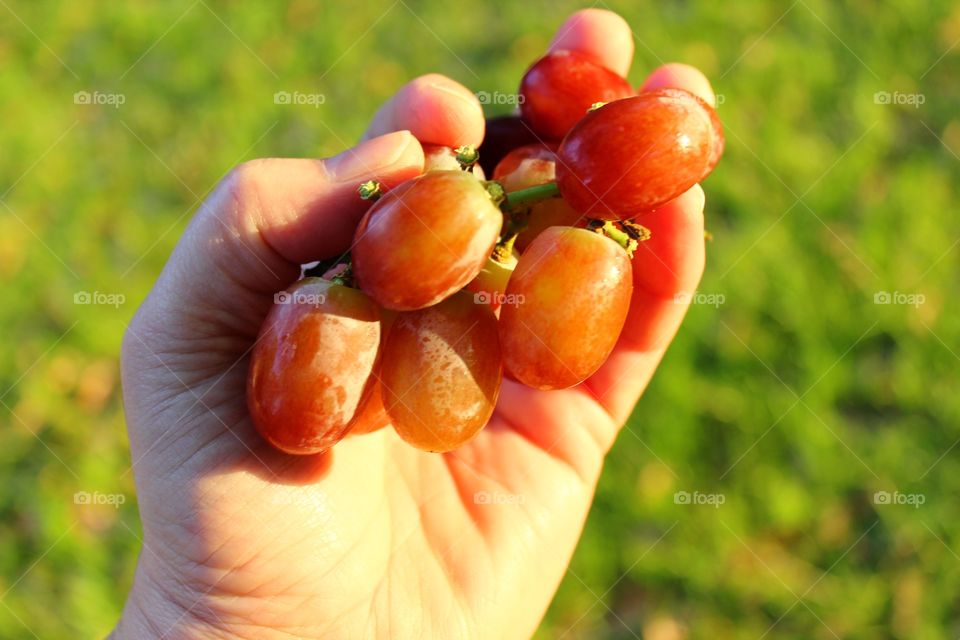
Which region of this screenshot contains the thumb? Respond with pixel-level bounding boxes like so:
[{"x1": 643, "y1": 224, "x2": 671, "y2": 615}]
[{"x1": 132, "y1": 130, "x2": 424, "y2": 342}]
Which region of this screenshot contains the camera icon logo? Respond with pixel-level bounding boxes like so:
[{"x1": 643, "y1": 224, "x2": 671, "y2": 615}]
[
  {"x1": 874, "y1": 291, "x2": 891, "y2": 304},
  {"x1": 73, "y1": 91, "x2": 91, "y2": 105},
  {"x1": 873, "y1": 490, "x2": 891, "y2": 504},
  {"x1": 74, "y1": 491, "x2": 92, "y2": 504},
  {"x1": 74, "y1": 291, "x2": 92, "y2": 304},
  {"x1": 873, "y1": 91, "x2": 891, "y2": 105},
  {"x1": 673, "y1": 491, "x2": 691, "y2": 505},
  {"x1": 274, "y1": 91, "x2": 292, "y2": 105},
  {"x1": 274, "y1": 291, "x2": 292, "y2": 304},
  {"x1": 473, "y1": 291, "x2": 492, "y2": 305}
]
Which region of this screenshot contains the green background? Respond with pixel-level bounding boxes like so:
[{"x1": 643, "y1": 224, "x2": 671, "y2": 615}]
[{"x1": 1, "y1": 1, "x2": 958, "y2": 638}]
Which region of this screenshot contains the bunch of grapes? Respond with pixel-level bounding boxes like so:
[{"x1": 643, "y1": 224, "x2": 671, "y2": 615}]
[{"x1": 247, "y1": 48, "x2": 724, "y2": 455}]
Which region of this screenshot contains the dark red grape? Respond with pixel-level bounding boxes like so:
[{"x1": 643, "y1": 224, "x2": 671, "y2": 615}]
[{"x1": 477, "y1": 115, "x2": 541, "y2": 176}]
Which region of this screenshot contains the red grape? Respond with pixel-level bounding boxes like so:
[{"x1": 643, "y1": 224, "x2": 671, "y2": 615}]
[
  {"x1": 477, "y1": 115, "x2": 541, "y2": 176},
  {"x1": 352, "y1": 171, "x2": 503, "y2": 310},
  {"x1": 492, "y1": 143, "x2": 584, "y2": 251},
  {"x1": 519, "y1": 50, "x2": 633, "y2": 140},
  {"x1": 348, "y1": 374, "x2": 390, "y2": 435},
  {"x1": 556, "y1": 88, "x2": 723, "y2": 220},
  {"x1": 247, "y1": 278, "x2": 381, "y2": 454},
  {"x1": 499, "y1": 227, "x2": 632, "y2": 389},
  {"x1": 493, "y1": 142, "x2": 558, "y2": 192},
  {"x1": 381, "y1": 291, "x2": 502, "y2": 452},
  {"x1": 348, "y1": 309, "x2": 397, "y2": 436}
]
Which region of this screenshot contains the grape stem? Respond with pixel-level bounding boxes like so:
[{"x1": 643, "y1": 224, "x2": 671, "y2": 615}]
[
  {"x1": 486, "y1": 181, "x2": 562, "y2": 264},
  {"x1": 503, "y1": 182, "x2": 560, "y2": 209},
  {"x1": 492, "y1": 232, "x2": 518, "y2": 263},
  {"x1": 588, "y1": 220, "x2": 639, "y2": 258}
]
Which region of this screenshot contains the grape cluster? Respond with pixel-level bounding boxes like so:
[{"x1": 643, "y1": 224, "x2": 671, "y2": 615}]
[{"x1": 247, "y1": 49, "x2": 724, "y2": 455}]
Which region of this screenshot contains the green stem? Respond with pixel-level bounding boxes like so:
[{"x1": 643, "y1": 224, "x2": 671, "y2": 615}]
[
  {"x1": 503, "y1": 182, "x2": 560, "y2": 209},
  {"x1": 597, "y1": 221, "x2": 638, "y2": 257}
]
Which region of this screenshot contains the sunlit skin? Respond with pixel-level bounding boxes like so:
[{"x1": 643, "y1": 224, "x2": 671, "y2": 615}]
[
  {"x1": 113, "y1": 10, "x2": 714, "y2": 640},
  {"x1": 499, "y1": 227, "x2": 633, "y2": 390},
  {"x1": 557, "y1": 88, "x2": 723, "y2": 219},
  {"x1": 382, "y1": 291, "x2": 502, "y2": 452},
  {"x1": 519, "y1": 49, "x2": 634, "y2": 139},
  {"x1": 492, "y1": 143, "x2": 585, "y2": 251},
  {"x1": 352, "y1": 170, "x2": 502, "y2": 310},
  {"x1": 247, "y1": 279, "x2": 380, "y2": 454}
]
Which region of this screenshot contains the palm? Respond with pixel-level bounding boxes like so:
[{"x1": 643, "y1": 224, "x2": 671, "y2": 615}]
[{"x1": 128, "y1": 340, "x2": 609, "y2": 639}]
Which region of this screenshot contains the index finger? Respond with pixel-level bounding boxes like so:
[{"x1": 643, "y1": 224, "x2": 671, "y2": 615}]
[{"x1": 548, "y1": 9, "x2": 634, "y2": 77}]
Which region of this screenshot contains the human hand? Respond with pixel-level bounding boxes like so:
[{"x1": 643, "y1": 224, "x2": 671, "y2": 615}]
[{"x1": 113, "y1": 9, "x2": 712, "y2": 639}]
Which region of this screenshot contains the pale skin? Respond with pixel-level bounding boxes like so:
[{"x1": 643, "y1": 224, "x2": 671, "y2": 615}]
[{"x1": 113, "y1": 9, "x2": 713, "y2": 640}]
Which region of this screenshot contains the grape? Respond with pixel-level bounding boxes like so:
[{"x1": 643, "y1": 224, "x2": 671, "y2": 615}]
[
  {"x1": 499, "y1": 227, "x2": 632, "y2": 389},
  {"x1": 492, "y1": 143, "x2": 584, "y2": 251},
  {"x1": 247, "y1": 278, "x2": 381, "y2": 454},
  {"x1": 556, "y1": 89, "x2": 723, "y2": 220},
  {"x1": 381, "y1": 291, "x2": 502, "y2": 452},
  {"x1": 352, "y1": 171, "x2": 503, "y2": 310},
  {"x1": 423, "y1": 143, "x2": 485, "y2": 179},
  {"x1": 477, "y1": 115, "x2": 541, "y2": 176},
  {"x1": 514, "y1": 198, "x2": 583, "y2": 253},
  {"x1": 519, "y1": 50, "x2": 633, "y2": 140},
  {"x1": 348, "y1": 309, "x2": 397, "y2": 436},
  {"x1": 348, "y1": 374, "x2": 390, "y2": 435},
  {"x1": 493, "y1": 142, "x2": 559, "y2": 192}
]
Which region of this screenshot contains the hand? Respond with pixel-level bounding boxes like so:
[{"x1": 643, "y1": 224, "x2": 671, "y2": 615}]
[{"x1": 113, "y1": 9, "x2": 711, "y2": 639}]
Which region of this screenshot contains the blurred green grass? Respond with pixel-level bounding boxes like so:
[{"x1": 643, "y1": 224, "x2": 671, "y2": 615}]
[{"x1": 1, "y1": 0, "x2": 959, "y2": 637}]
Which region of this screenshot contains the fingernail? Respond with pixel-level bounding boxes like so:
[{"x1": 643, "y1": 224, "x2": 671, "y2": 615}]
[{"x1": 327, "y1": 131, "x2": 417, "y2": 182}]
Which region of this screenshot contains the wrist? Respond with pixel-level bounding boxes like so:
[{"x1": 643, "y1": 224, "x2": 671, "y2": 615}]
[{"x1": 111, "y1": 560, "x2": 231, "y2": 640}]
